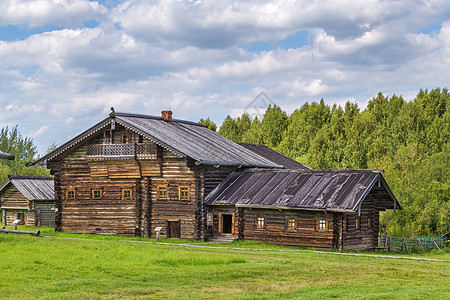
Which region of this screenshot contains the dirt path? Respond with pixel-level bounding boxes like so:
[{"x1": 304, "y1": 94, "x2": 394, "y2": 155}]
[{"x1": 42, "y1": 235, "x2": 448, "y2": 262}]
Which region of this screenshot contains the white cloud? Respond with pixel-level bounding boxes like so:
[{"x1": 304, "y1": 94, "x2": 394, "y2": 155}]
[
  {"x1": 0, "y1": 0, "x2": 450, "y2": 155},
  {"x1": 0, "y1": 0, "x2": 107, "y2": 27}
]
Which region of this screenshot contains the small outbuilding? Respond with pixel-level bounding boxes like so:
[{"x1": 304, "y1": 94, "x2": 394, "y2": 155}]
[{"x1": 0, "y1": 176, "x2": 54, "y2": 226}]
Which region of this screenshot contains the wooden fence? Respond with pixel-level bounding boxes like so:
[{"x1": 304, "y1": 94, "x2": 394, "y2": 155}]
[{"x1": 378, "y1": 234, "x2": 448, "y2": 252}]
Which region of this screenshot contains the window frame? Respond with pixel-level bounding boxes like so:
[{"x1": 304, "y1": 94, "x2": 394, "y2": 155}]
[
  {"x1": 255, "y1": 215, "x2": 266, "y2": 229},
  {"x1": 157, "y1": 185, "x2": 168, "y2": 200},
  {"x1": 66, "y1": 188, "x2": 76, "y2": 200},
  {"x1": 317, "y1": 216, "x2": 327, "y2": 231},
  {"x1": 122, "y1": 188, "x2": 133, "y2": 200},
  {"x1": 287, "y1": 217, "x2": 297, "y2": 231},
  {"x1": 179, "y1": 186, "x2": 190, "y2": 201},
  {"x1": 91, "y1": 189, "x2": 103, "y2": 200},
  {"x1": 122, "y1": 133, "x2": 131, "y2": 144}
]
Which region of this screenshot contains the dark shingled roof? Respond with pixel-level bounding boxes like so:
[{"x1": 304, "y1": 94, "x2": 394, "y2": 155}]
[
  {"x1": 0, "y1": 176, "x2": 54, "y2": 201},
  {"x1": 205, "y1": 169, "x2": 401, "y2": 212},
  {"x1": 238, "y1": 143, "x2": 310, "y2": 170},
  {"x1": 31, "y1": 111, "x2": 283, "y2": 169}
]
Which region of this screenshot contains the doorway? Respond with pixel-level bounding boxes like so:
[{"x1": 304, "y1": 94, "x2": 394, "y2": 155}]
[
  {"x1": 222, "y1": 214, "x2": 233, "y2": 234},
  {"x1": 167, "y1": 220, "x2": 180, "y2": 238},
  {"x1": 17, "y1": 212, "x2": 25, "y2": 225}
]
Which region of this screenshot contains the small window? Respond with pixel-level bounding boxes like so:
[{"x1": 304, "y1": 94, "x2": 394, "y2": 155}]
[
  {"x1": 122, "y1": 134, "x2": 130, "y2": 144},
  {"x1": 287, "y1": 217, "x2": 296, "y2": 230},
  {"x1": 343, "y1": 214, "x2": 348, "y2": 231},
  {"x1": 356, "y1": 215, "x2": 361, "y2": 230},
  {"x1": 92, "y1": 189, "x2": 103, "y2": 199},
  {"x1": 122, "y1": 189, "x2": 132, "y2": 199},
  {"x1": 66, "y1": 189, "x2": 76, "y2": 200},
  {"x1": 179, "y1": 186, "x2": 189, "y2": 200},
  {"x1": 138, "y1": 135, "x2": 143, "y2": 143},
  {"x1": 256, "y1": 216, "x2": 265, "y2": 229},
  {"x1": 157, "y1": 185, "x2": 167, "y2": 199},
  {"x1": 318, "y1": 217, "x2": 327, "y2": 231}
]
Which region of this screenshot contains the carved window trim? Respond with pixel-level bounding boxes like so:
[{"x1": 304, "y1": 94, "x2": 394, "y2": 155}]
[
  {"x1": 179, "y1": 186, "x2": 189, "y2": 201},
  {"x1": 355, "y1": 215, "x2": 361, "y2": 230},
  {"x1": 157, "y1": 185, "x2": 167, "y2": 200}
]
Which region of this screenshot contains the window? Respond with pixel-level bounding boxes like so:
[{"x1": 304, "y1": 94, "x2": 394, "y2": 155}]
[
  {"x1": 66, "y1": 189, "x2": 75, "y2": 200},
  {"x1": 179, "y1": 186, "x2": 189, "y2": 200},
  {"x1": 92, "y1": 189, "x2": 103, "y2": 199},
  {"x1": 355, "y1": 215, "x2": 361, "y2": 230},
  {"x1": 256, "y1": 216, "x2": 265, "y2": 229},
  {"x1": 122, "y1": 134, "x2": 130, "y2": 144},
  {"x1": 287, "y1": 217, "x2": 296, "y2": 230},
  {"x1": 318, "y1": 217, "x2": 327, "y2": 231},
  {"x1": 157, "y1": 185, "x2": 167, "y2": 200},
  {"x1": 343, "y1": 214, "x2": 348, "y2": 231},
  {"x1": 122, "y1": 189, "x2": 132, "y2": 199}
]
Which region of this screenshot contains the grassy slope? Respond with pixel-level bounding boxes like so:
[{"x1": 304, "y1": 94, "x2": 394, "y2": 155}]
[{"x1": 0, "y1": 228, "x2": 449, "y2": 299}]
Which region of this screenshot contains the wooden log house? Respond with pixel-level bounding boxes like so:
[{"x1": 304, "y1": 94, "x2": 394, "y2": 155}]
[
  {"x1": 0, "y1": 176, "x2": 54, "y2": 226},
  {"x1": 30, "y1": 109, "x2": 401, "y2": 249}
]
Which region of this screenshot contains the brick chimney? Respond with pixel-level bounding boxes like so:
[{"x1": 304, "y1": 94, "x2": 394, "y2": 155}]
[{"x1": 161, "y1": 110, "x2": 173, "y2": 123}]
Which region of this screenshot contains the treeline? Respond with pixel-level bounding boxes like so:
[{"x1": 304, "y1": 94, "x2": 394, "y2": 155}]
[
  {"x1": 204, "y1": 88, "x2": 449, "y2": 237},
  {"x1": 0, "y1": 126, "x2": 51, "y2": 184}
]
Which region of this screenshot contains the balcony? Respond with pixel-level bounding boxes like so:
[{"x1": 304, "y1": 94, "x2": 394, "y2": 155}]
[{"x1": 86, "y1": 143, "x2": 157, "y2": 160}]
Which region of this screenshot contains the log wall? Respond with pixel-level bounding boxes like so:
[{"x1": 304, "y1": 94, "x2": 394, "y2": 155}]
[{"x1": 241, "y1": 208, "x2": 335, "y2": 249}]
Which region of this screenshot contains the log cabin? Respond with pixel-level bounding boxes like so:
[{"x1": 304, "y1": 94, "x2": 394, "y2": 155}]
[
  {"x1": 30, "y1": 109, "x2": 401, "y2": 249},
  {"x1": 0, "y1": 176, "x2": 54, "y2": 226},
  {"x1": 205, "y1": 169, "x2": 401, "y2": 250}
]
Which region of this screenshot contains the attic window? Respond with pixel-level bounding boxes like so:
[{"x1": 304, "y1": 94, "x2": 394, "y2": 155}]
[{"x1": 122, "y1": 134, "x2": 130, "y2": 144}]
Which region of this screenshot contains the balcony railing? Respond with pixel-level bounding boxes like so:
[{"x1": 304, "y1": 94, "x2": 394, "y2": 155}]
[{"x1": 86, "y1": 143, "x2": 157, "y2": 160}]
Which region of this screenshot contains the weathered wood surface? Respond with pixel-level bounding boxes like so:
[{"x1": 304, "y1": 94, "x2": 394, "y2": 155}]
[{"x1": 0, "y1": 227, "x2": 40, "y2": 236}]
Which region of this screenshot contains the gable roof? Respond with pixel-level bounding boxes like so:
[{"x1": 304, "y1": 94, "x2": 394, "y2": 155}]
[
  {"x1": 205, "y1": 169, "x2": 401, "y2": 213},
  {"x1": 0, "y1": 176, "x2": 54, "y2": 201},
  {"x1": 31, "y1": 111, "x2": 283, "y2": 169},
  {"x1": 0, "y1": 150, "x2": 14, "y2": 160},
  {"x1": 238, "y1": 143, "x2": 310, "y2": 170}
]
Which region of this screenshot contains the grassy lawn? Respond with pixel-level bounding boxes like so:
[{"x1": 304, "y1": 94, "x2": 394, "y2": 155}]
[{"x1": 0, "y1": 227, "x2": 449, "y2": 299}]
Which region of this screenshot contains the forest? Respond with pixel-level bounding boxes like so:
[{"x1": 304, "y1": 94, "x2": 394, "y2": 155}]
[
  {"x1": 1, "y1": 88, "x2": 448, "y2": 238},
  {"x1": 202, "y1": 88, "x2": 449, "y2": 238}
]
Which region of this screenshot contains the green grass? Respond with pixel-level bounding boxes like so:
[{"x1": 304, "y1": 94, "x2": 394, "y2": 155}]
[{"x1": 0, "y1": 227, "x2": 449, "y2": 299}]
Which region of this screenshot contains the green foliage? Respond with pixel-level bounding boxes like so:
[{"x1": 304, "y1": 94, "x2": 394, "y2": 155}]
[
  {"x1": 198, "y1": 117, "x2": 217, "y2": 132},
  {"x1": 217, "y1": 88, "x2": 449, "y2": 237},
  {"x1": 0, "y1": 126, "x2": 51, "y2": 185}
]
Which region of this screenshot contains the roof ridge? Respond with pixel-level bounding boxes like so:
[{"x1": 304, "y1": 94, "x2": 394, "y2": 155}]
[
  {"x1": 115, "y1": 112, "x2": 207, "y2": 128},
  {"x1": 8, "y1": 175, "x2": 54, "y2": 180}
]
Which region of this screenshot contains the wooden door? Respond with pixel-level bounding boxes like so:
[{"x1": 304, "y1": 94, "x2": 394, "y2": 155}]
[
  {"x1": 167, "y1": 221, "x2": 180, "y2": 238},
  {"x1": 17, "y1": 212, "x2": 25, "y2": 225}
]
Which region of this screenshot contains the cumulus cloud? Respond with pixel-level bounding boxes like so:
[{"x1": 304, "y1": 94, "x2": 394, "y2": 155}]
[
  {"x1": 0, "y1": 0, "x2": 449, "y2": 154},
  {"x1": 0, "y1": 0, "x2": 107, "y2": 27}
]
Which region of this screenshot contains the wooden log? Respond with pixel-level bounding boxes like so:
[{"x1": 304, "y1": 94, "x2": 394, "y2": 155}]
[{"x1": 0, "y1": 227, "x2": 40, "y2": 236}]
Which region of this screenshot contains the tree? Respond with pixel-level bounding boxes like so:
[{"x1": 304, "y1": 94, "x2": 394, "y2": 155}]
[
  {"x1": 0, "y1": 126, "x2": 51, "y2": 184},
  {"x1": 199, "y1": 118, "x2": 217, "y2": 132}
]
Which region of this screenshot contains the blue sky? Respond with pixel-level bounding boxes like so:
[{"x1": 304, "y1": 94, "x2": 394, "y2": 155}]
[{"x1": 0, "y1": 0, "x2": 449, "y2": 156}]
